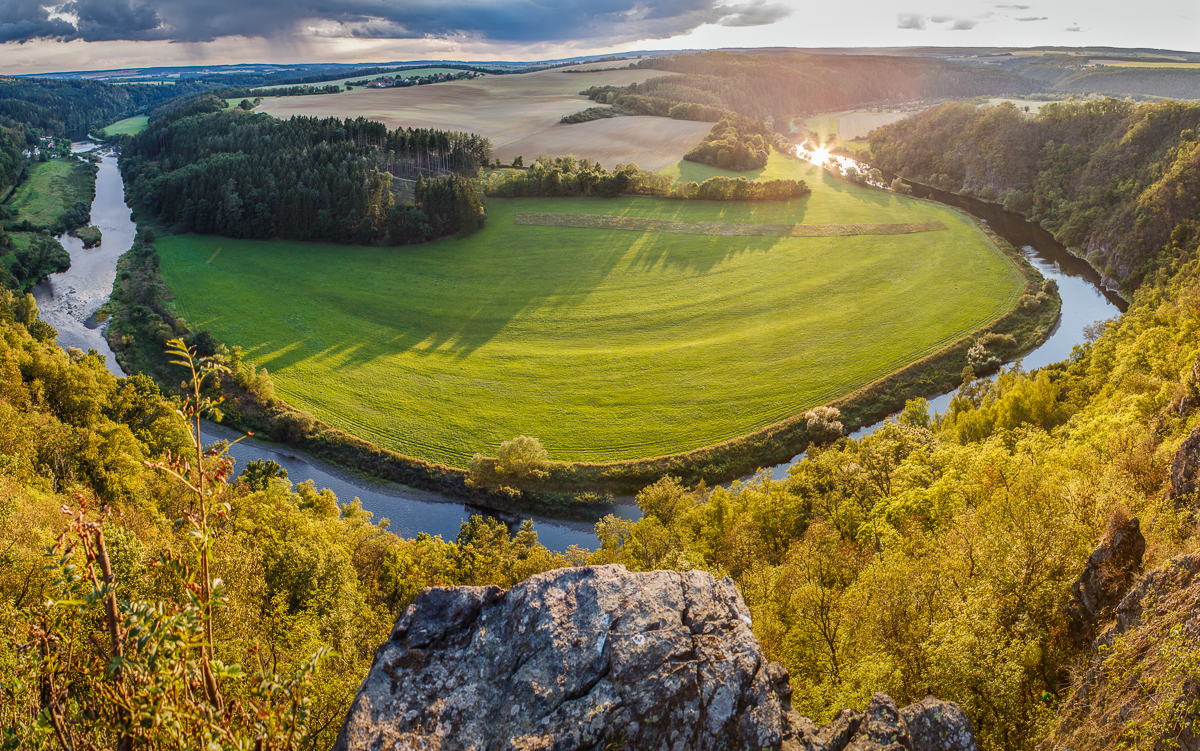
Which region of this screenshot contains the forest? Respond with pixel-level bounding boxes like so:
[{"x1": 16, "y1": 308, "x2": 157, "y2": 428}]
[
  {"x1": 868, "y1": 98, "x2": 1200, "y2": 289},
  {"x1": 0, "y1": 77, "x2": 212, "y2": 139},
  {"x1": 121, "y1": 108, "x2": 490, "y2": 244}
]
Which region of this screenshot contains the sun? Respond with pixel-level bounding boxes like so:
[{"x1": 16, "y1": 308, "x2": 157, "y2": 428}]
[{"x1": 811, "y1": 145, "x2": 831, "y2": 166}]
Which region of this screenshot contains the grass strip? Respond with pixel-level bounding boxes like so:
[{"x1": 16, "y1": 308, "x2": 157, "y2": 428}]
[{"x1": 515, "y1": 212, "x2": 946, "y2": 237}]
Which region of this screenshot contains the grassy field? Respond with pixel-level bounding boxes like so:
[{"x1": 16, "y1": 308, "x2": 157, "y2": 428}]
[
  {"x1": 255, "y1": 66, "x2": 709, "y2": 171},
  {"x1": 101, "y1": 115, "x2": 149, "y2": 137},
  {"x1": 802, "y1": 111, "x2": 910, "y2": 150},
  {"x1": 8, "y1": 232, "x2": 37, "y2": 251},
  {"x1": 157, "y1": 156, "x2": 1022, "y2": 468},
  {"x1": 3, "y1": 159, "x2": 94, "y2": 228}
]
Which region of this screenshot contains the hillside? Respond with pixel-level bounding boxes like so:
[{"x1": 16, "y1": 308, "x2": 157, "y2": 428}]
[{"x1": 868, "y1": 98, "x2": 1200, "y2": 289}]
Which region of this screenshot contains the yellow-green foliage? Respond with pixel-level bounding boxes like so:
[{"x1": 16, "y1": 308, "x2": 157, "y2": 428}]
[
  {"x1": 0, "y1": 307, "x2": 583, "y2": 747},
  {"x1": 588, "y1": 254, "x2": 1200, "y2": 750}
]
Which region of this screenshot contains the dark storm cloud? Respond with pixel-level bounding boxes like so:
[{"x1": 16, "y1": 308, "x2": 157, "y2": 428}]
[
  {"x1": 0, "y1": 0, "x2": 791, "y2": 44},
  {"x1": 897, "y1": 12, "x2": 925, "y2": 29},
  {"x1": 0, "y1": 0, "x2": 76, "y2": 43}
]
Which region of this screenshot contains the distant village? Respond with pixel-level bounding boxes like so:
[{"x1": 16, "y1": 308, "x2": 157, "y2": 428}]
[{"x1": 351, "y1": 70, "x2": 483, "y2": 89}]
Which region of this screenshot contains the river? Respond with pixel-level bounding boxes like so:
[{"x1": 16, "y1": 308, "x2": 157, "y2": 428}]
[
  {"x1": 33, "y1": 143, "x2": 1127, "y2": 542},
  {"x1": 33, "y1": 144, "x2": 637, "y2": 551}
]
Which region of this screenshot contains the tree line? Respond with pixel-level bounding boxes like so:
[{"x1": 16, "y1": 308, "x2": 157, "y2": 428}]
[
  {"x1": 482, "y1": 155, "x2": 807, "y2": 201},
  {"x1": 251, "y1": 84, "x2": 341, "y2": 97},
  {"x1": 121, "y1": 109, "x2": 490, "y2": 244}
]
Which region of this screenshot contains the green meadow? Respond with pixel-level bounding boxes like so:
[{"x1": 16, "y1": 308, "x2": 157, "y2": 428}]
[
  {"x1": 158, "y1": 154, "x2": 1022, "y2": 467},
  {"x1": 4, "y1": 159, "x2": 94, "y2": 228},
  {"x1": 101, "y1": 115, "x2": 149, "y2": 137}
]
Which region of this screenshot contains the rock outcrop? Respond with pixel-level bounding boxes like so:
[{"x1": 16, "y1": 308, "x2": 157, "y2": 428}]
[
  {"x1": 335, "y1": 565, "x2": 979, "y2": 751},
  {"x1": 1065, "y1": 512, "x2": 1146, "y2": 649},
  {"x1": 791, "y1": 693, "x2": 978, "y2": 751},
  {"x1": 1042, "y1": 555, "x2": 1200, "y2": 750},
  {"x1": 1170, "y1": 425, "x2": 1200, "y2": 505}
]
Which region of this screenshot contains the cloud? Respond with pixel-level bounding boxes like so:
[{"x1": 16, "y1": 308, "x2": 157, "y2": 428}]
[
  {"x1": 896, "y1": 12, "x2": 925, "y2": 29},
  {"x1": 926, "y1": 14, "x2": 979, "y2": 29},
  {"x1": 0, "y1": 0, "x2": 77, "y2": 43},
  {"x1": 716, "y1": 0, "x2": 791, "y2": 27},
  {"x1": 1016, "y1": 16, "x2": 1047, "y2": 20},
  {"x1": 0, "y1": 0, "x2": 792, "y2": 45},
  {"x1": 1065, "y1": 24, "x2": 1081, "y2": 31},
  {"x1": 994, "y1": 3, "x2": 1030, "y2": 7}
]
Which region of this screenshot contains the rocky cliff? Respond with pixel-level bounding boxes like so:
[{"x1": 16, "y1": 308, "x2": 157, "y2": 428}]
[
  {"x1": 335, "y1": 565, "x2": 977, "y2": 751},
  {"x1": 1044, "y1": 554, "x2": 1200, "y2": 750}
]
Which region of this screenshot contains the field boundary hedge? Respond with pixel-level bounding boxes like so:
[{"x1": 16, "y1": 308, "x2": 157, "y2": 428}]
[{"x1": 514, "y1": 212, "x2": 948, "y2": 237}]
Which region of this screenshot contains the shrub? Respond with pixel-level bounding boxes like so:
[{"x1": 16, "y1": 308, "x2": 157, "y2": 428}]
[
  {"x1": 804, "y1": 406, "x2": 844, "y2": 445},
  {"x1": 275, "y1": 410, "x2": 317, "y2": 443},
  {"x1": 496, "y1": 435, "x2": 551, "y2": 480}
]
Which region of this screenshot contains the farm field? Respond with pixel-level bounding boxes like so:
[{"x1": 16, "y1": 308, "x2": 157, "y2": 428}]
[
  {"x1": 158, "y1": 170, "x2": 1023, "y2": 468},
  {"x1": 255, "y1": 66, "x2": 708, "y2": 171},
  {"x1": 803, "y1": 111, "x2": 911, "y2": 150},
  {"x1": 101, "y1": 115, "x2": 148, "y2": 136},
  {"x1": 3, "y1": 158, "x2": 93, "y2": 228}
]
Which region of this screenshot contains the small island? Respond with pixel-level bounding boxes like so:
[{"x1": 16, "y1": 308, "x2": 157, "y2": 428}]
[{"x1": 74, "y1": 225, "x2": 102, "y2": 248}]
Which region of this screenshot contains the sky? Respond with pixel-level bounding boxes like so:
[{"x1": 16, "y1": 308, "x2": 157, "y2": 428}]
[{"x1": 1, "y1": 0, "x2": 1197, "y2": 75}]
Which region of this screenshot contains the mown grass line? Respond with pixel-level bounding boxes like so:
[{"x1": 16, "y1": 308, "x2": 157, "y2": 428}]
[{"x1": 515, "y1": 212, "x2": 947, "y2": 236}]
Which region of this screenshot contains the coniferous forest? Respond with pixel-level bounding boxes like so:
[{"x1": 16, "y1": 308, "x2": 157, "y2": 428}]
[{"x1": 122, "y1": 107, "x2": 491, "y2": 244}]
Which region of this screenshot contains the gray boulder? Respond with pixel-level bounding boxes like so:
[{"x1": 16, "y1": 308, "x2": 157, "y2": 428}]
[
  {"x1": 335, "y1": 565, "x2": 981, "y2": 751},
  {"x1": 791, "y1": 693, "x2": 978, "y2": 751},
  {"x1": 335, "y1": 564, "x2": 799, "y2": 750}
]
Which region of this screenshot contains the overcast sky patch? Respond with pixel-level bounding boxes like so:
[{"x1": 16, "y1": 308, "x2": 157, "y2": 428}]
[{"x1": 0, "y1": 0, "x2": 792, "y2": 45}]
